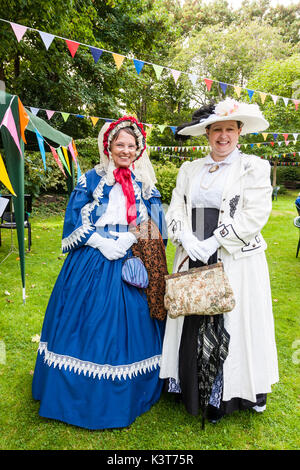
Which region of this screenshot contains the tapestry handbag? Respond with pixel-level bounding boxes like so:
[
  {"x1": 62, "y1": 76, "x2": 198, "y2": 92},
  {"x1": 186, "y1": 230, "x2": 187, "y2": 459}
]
[
  {"x1": 164, "y1": 256, "x2": 235, "y2": 319},
  {"x1": 122, "y1": 256, "x2": 149, "y2": 289}
]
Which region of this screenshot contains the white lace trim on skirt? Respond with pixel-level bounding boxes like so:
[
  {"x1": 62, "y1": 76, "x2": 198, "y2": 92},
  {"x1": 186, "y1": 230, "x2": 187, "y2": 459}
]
[{"x1": 38, "y1": 342, "x2": 161, "y2": 381}]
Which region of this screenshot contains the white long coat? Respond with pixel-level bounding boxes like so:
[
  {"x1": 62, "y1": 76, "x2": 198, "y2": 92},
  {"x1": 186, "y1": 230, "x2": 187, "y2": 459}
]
[{"x1": 159, "y1": 153, "x2": 279, "y2": 403}]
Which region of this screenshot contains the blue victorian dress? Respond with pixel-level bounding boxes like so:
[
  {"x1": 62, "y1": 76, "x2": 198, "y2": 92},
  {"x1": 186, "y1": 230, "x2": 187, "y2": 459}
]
[{"x1": 32, "y1": 167, "x2": 167, "y2": 429}]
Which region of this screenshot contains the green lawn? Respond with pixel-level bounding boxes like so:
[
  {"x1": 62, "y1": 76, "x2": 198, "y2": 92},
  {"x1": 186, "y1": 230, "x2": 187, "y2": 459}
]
[{"x1": 0, "y1": 191, "x2": 299, "y2": 450}]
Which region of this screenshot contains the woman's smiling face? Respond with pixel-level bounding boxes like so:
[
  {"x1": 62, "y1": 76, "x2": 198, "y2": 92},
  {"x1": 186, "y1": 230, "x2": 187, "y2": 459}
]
[
  {"x1": 206, "y1": 120, "x2": 242, "y2": 161},
  {"x1": 110, "y1": 130, "x2": 137, "y2": 168}
]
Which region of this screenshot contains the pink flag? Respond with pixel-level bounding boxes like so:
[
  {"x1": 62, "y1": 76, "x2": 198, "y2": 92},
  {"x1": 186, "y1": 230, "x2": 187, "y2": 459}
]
[
  {"x1": 68, "y1": 142, "x2": 78, "y2": 165},
  {"x1": 50, "y1": 146, "x2": 66, "y2": 177},
  {"x1": 46, "y1": 110, "x2": 55, "y2": 120},
  {"x1": 10, "y1": 22, "x2": 27, "y2": 42},
  {"x1": 0, "y1": 106, "x2": 22, "y2": 156}
]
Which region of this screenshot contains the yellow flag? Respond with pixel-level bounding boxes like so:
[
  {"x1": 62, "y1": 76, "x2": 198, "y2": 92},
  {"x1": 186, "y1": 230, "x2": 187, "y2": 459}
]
[
  {"x1": 262, "y1": 133, "x2": 268, "y2": 141},
  {"x1": 234, "y1": 86, "x2": 242, "y2": 97},
  {"x1": 259, "y1": 92, "x2": 267, "y2": 104},
  {"x1": 0, "y1": 152, "x2": 16, "y2": 196},
  {"x1": 62, "y1": 147, "x2": 71, "y2": 174},
  {"x1": 90, "y1": 116, "x2": 99, "y2": 127},
  {"x1": 112, "y1": 53, "x2": 125, "y2": 70},
  {"x1": 257, "y1": 143, "x2": 261, "y2": 148}
]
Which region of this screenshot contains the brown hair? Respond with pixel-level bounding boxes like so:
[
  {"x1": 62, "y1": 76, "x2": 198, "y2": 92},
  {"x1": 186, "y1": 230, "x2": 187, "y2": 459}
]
[{"x1": 110, "y1": 127, "x2": 138, "y2": 145}]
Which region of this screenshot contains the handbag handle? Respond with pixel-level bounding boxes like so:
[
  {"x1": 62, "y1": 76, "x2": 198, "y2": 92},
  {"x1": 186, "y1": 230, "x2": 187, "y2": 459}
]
[{"x1": 177, "y1": 256, "x2": 189, "y2": 273}]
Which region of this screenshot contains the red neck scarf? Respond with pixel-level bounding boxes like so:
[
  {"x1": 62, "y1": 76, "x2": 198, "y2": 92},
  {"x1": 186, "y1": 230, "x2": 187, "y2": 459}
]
[{"x1": 113, "y1": 167, "x2": 137, "y2": 226}]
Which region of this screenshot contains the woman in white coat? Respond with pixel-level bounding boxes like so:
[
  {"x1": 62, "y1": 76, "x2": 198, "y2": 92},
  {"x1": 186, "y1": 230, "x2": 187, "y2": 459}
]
[{"x1": 160, "y1": 98, "x2": 279, "y2": 424}]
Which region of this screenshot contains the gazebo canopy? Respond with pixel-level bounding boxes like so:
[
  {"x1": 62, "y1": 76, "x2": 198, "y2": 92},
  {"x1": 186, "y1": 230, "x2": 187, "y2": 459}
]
[{"x1": 0, "y1": 90, "x2": 76, "y2": 302}]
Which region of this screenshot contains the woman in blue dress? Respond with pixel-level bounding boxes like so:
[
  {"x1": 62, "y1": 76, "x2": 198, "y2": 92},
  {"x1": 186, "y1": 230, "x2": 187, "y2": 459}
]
[{"x1": 32, "y1": 116, "x2": 168, "y2": 430}]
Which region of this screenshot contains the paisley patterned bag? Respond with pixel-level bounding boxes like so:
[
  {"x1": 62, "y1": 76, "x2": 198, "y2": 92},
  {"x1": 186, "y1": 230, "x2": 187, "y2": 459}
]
[{"x1": 164, "y1": 257, "x2": 235, "y2": 319}]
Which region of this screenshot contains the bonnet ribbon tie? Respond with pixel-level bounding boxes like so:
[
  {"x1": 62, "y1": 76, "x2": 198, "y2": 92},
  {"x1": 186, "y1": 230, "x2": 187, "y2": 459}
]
[{"x1": 113, "y1": 167, "x2": 137, "y2": 226}]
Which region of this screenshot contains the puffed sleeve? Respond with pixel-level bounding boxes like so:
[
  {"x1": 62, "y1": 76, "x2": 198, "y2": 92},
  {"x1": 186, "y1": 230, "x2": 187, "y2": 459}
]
[
  {"x1": 214, "y1": 158, "x2": 272, "y2": 254},
  {"x1": 61, "y1": 172, "x2": 98, "y2": 253}
]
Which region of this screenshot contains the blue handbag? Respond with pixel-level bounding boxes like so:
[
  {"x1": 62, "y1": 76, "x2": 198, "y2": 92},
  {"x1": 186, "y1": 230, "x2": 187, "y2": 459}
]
[{"x1": 121, "y1": 256, "x2": 149, "y2": 289}]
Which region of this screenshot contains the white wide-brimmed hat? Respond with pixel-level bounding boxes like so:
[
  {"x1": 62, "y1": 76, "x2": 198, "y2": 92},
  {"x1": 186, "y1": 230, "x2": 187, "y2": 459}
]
[{"x1": 177, "y1": 98, "x2": 269, "y2": 137}]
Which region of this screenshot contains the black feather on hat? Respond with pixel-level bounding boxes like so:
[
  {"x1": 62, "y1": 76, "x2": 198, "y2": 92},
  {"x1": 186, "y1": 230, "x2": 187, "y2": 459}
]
[{"x1": 174, "y1": 101, "x2": 216, "y2": 141}]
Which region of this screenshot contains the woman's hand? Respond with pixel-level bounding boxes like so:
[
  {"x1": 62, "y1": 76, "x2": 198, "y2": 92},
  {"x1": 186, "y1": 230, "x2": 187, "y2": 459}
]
[
  {"x1": 109, "y1": 231, "x2": 137, "y2": 252},
  {"x1": 86, "y1": 232, "x2": 127, "y2": 260},
  {"x1": 178, "y1": 232, "x2": 220, "y2": 263}
]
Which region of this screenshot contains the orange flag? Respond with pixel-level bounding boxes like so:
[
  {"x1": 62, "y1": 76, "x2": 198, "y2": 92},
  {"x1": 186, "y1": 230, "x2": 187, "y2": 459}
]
[{"x1": 18, "y1": 98, "x2": 29, "y2": 144}]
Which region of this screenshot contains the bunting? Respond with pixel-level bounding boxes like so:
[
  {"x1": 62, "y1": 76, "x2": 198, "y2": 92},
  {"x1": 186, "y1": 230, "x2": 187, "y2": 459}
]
[
  {"x1": 0, "y1": 152, "x2": 16, "y2": 195},
  {"x1": 2, "y1": 18, "x2": 299, "y2": 110},
  {"x1": 0, "y1": 102, "x2": 22, "y2": 156},
  {"x1": 22, "y1": 104, "x2": 300, "y2": 138},
  {"x1": 18, "y1": 98, "x2": 29, "y2": 144},
  {"x1": 35, "y1": 128, "x2": 47, "y2": 170}
]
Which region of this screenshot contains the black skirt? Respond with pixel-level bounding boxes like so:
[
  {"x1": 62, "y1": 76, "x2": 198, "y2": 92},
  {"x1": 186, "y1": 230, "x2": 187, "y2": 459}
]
[{"x1": 178, "y1": 207, "x2": 267, "y2": 418}]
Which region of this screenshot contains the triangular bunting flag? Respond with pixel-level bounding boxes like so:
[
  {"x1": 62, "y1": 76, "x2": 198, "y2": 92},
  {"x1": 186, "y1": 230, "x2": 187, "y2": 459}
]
[
  {"x1": 68, "y1": 140, "x2": 78, "y2": 165},
  {"x1": 77, "y1": 162, "x2": 81, "y2": 181},
  {"x1": 30, "y1": 107, "x2": 39, "y2": 116},
  {"x1": 247, "y1": 89, "x2": 254, "y2": 101},
  {"x1": 133, "y1": 59, "x2": 145, "y2": 75},
  {"x1": 61, "y1": 112, "x2": 70, "y2": 122},
  {"x1": 293, "y1": 133, "x2": 298, "y2": 141},
  {"x1": 46, "y1": 110, "x2": 55, "y2": 120},
  {"x1": 219, "y1": 82, "x2": 228, "y2": 95},
  {"x1": 112, "y1": 53, "x2": 125, "y2": 70},
  {"x1": 35, "y1": 128, "x2": 46, "y2": 170},
  {"x1": 62, "y1": 147, "x2": 71, "y2": 174},
  {"x1": 257, "y1": 143, "x2": 261, "y2": 148},
  {"x1": 204, "y1": 78, "x2": 213, "y2": 91},
  {"x1": 282, "y1": 97, "x2": 289, "y2": 107},
  {"x1": 89, "y1": 47, "x2": 103, "y2": 63},
  {"x1": 57, "y1": 147, "x2": 71, "y2": 175},
  {"x1": 283, "y1": 133, "x2": 289, "y2": 141},
  {"x1": 170, "y1": 69, "x2": 181, "y2": 84},
  {"x1": 39, "y1": 31, "x2": 55, "y2": 50},
  {"x1": 10, "y1": 22, "x2": 27, "y2": 42},
  {"x1": 157, "y1": 125, "x2": 166, "y2": 133},
  {"x1": 271, "y1": 95, "x2": 278, "y2": 105},
  {"x1": 0, "y1": 105, "x2": 22, "y2": 156},
  {"x1": 153, "y1": 64, "x2": 164, "y2": 80},
  {"x1": 273, "y1": 133, "x2": 278, "y2": 140},
  {"x1": 90, "y1": 116, "x2": 99, "y2": 127},
  {"x1": 234, "y1": 86, "x2": 242, "y2": 97},
  {"x1": 18, "y1": 98, "x2": 29, "y2": 144},
  {"x1": 189, "y1": 74, "x2": 198, "y2": 86},
  {"x1": 66, "y1": 40, "x2": 80, "y2": 58},
  {"x1": 170, "y1": 126, "x2": 177, "y2": 134},
  {"x1": 0, "y1": 152, "x2": 16, "y2": 195},
  {"x1": 292, "y1": 100, "x2": 299, "y2": 110},
  {"x1": 262, "y1": 133, "x2": 268, "y2": 141},
  {"x1": 50, "y1": 145, "x2": 66, "y2": 176},
  {"x1": 259, "y1": 92, "x2": 267, "y2": 104}
]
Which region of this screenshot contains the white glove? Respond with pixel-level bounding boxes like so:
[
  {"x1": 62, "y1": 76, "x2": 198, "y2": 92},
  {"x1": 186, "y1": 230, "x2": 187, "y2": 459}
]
[
  {"x1": 178, "y1": 232, "x2": 220, "y2": 263},
  {"x1": 86, "y1": 232, "x2": 127, "y2": 260},
  {"x1": 197, "y1": 235, "x2": 220, "y2": 263},
  {"x1": 109, "y1": 231, "x2": 137, "y2": 251}
]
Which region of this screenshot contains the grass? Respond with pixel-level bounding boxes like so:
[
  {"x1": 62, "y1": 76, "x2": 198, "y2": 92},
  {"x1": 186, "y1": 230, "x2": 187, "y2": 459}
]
[{"x1": 0, "y1": 191, "x2": 299, "y2": 450}]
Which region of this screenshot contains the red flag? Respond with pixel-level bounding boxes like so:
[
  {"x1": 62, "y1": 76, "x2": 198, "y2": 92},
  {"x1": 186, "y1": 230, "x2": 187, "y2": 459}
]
[
  {"x1": 66, "y1": 40, "x2": 80, "y2": 58},
  {"x1": 204, "y1": 78, "x2": 213, "y2": 91}
]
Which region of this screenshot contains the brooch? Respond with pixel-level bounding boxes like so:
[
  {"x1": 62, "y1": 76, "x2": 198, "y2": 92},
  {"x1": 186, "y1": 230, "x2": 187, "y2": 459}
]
[{"x1": 209, "y1": 164, "x2": 220, "y2": 173}]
